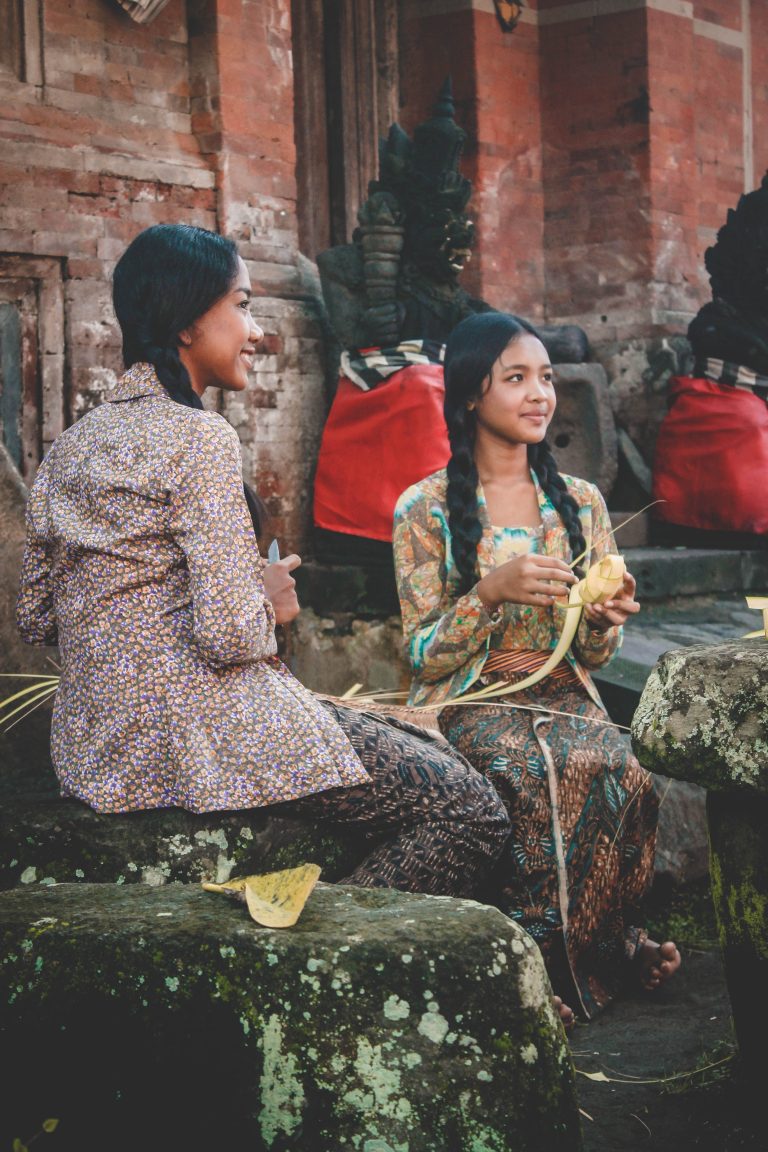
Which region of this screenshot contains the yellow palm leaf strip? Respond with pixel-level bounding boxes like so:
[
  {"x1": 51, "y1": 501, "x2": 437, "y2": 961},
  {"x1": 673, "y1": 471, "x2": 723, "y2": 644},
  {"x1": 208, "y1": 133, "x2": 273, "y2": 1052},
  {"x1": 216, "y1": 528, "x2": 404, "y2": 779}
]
[
  {"x1": 454, "y1": 584, "x2": 585, "y2": 703},
  {"x1": 203, "y1": 863, "x2": 322, "y2": 928},
  {"x1": 0, "y1": 678, "x2": 60, "y2": 711},
  {"x1": 570, "y1": 500, "x2": 664, "y2": 571},
  {"x1": 0, "y1": 684, "x2": 59, "y2": 732}
]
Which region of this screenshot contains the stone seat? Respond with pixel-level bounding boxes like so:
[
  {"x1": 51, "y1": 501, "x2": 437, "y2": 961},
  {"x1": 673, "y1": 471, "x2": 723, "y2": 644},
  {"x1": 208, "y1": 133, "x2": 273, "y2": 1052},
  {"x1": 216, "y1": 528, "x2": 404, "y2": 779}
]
[
  {"x1": 0, "y1": 715, "x2": 373, "y2": 890},
  {"x1": 0, "y1": 881, "x2": 582, "y2": 1152}
]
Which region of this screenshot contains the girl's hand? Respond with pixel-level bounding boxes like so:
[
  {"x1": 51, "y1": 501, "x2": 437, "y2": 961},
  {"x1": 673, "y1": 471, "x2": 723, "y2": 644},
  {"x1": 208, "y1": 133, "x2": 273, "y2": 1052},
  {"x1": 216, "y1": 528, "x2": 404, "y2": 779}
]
[
  {"x1": 583, "y1": 571, "x2": 640, "y2": 631},
  {"x1": 263, "y1": 554, "x2": 302, "y2": 624},
  {"x1": 477, "y1": 553, "x2": 578, "y2": 612}
]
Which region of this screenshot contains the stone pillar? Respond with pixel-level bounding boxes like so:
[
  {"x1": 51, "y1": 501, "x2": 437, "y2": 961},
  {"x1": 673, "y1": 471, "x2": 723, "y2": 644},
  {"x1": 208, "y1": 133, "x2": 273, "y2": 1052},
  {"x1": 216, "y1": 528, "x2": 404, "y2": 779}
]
[
  {"x1": 631, "y1": 639, "x2": 768, "y2": 1086},
  {"x1": 188, "y1": 0, "x2": 329, "y2": 552}
]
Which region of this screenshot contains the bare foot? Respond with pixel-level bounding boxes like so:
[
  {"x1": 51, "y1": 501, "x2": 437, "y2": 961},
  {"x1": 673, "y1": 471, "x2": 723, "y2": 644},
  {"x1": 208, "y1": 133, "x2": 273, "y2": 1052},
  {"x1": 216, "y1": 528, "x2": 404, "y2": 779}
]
[
  {"x1": 638, "y1": 939, "x2": 681, "y2": 990},
  {"x1": 553, "y1": 994, "x2": 575, "y2": 1031}
]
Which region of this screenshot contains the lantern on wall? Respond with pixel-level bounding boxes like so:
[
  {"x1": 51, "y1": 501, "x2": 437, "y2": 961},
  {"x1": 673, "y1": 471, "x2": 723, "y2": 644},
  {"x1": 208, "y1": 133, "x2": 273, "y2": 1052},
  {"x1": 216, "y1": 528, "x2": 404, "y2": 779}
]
[
  {"x1": 114, "y1": 0, "x2": 171, "y2": 24},
  {"x1": 493, "y1": 1, "x2": 523, "y2": 31}
]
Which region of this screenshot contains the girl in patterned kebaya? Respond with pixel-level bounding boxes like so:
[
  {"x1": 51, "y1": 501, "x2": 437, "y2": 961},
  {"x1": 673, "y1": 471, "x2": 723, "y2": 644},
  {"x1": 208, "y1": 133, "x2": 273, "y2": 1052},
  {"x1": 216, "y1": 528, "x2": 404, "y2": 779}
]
[
  {"x1": 393, "y1": 312, "x2": 680, "y2": 1019},
  {"x1": 16, "y1": 224, "x2": 511, "y2": 908}
]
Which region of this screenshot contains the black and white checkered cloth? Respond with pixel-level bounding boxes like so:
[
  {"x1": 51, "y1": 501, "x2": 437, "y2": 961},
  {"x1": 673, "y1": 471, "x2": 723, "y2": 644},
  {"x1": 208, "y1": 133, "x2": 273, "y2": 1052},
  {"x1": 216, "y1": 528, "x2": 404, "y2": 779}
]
[
  {"x1": 340, "y1": 339, "x2": 446, "y2": 391},
  {"x1": 697, "y1": 357, "x2": 768, "y2": 403}
]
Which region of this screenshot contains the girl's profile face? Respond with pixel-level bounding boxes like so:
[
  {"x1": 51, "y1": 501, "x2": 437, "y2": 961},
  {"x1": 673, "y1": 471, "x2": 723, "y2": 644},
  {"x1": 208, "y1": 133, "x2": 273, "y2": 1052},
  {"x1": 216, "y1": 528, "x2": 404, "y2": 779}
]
[
  {"x1": 179, "y1": 257, "x2": 264, "y2": 396},
  {"x1": 469, "y1": 333, "x2": 555, "y2": 449}
]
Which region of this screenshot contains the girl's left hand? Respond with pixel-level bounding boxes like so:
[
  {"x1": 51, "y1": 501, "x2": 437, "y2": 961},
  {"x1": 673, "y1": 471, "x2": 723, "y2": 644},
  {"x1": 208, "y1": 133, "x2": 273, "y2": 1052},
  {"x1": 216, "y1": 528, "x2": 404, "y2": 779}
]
[
  {"x1": 583, "y1": 571, "x2": 640, "y2": 631},
  {"x1": 263, "y1": 554, "x2": 302, "y2": 625}
]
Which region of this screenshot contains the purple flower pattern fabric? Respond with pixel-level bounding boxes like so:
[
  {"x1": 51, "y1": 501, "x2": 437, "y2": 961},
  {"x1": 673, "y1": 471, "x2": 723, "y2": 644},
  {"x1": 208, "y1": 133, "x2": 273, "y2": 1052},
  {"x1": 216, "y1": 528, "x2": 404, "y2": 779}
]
[{"x1": 16, "y1": 364, "x2": 370, "y2": 813}]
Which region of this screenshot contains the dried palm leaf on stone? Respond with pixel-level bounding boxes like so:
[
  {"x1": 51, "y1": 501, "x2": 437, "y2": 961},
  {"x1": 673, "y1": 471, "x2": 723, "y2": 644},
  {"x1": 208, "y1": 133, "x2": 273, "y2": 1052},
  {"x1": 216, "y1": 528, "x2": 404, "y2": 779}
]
[{"x1": 202, "y1": 863, "x2": 322, "y2": 928}]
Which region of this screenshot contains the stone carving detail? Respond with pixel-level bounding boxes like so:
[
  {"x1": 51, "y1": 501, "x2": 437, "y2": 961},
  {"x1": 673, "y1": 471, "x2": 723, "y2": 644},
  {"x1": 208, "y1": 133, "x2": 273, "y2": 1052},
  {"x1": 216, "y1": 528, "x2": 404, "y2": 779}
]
[{"x1": 318, "y1": 77, "x2": 590, "y2": 367}]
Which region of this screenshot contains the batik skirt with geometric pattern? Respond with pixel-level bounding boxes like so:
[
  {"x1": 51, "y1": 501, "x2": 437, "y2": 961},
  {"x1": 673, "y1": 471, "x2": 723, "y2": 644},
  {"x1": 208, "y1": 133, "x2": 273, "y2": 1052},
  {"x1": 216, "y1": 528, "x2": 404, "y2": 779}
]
[{"x1": 439, "y1": 671, "x2": 658, "y2": 1020}]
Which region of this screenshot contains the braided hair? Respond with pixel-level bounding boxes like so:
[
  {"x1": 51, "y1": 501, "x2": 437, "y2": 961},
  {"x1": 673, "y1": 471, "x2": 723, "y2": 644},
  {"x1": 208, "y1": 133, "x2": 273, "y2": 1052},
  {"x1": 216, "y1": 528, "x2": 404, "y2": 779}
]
[
  {"x1": 443, "y1": 311, "x2": 587, "y2": 594},
  {"x1": 112, "y1": 224, "x2": 267, "y2": 536}
]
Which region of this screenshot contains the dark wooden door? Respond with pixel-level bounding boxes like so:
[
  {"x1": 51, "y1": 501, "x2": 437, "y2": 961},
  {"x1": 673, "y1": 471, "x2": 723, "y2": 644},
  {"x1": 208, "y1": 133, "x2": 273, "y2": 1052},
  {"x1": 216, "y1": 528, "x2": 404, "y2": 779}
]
[
  {"x1": 291, "y1": 0, "x2": 400, "y2": 259},
  {"x1": 0, "y1": 278, "x2": 41, "y2": 483}
]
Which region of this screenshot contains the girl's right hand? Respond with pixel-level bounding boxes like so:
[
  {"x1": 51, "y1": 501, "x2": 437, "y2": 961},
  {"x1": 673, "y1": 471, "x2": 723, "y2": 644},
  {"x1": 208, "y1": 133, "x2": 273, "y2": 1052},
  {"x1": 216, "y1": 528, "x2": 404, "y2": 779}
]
[
  {"x1": 263, "y1": 554, "x2": 302, "y2": 624},
  {"x1": 476, "y1": 553, "x2": 577, "y2": 612}
]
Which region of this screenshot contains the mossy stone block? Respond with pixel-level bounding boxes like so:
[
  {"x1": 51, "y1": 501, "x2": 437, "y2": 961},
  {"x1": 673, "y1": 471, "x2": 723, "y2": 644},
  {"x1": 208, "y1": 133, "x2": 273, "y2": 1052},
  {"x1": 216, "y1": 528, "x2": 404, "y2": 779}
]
[
  {"x1": 0, "y1": 882, "x2": 582, "y2": 1152},
  {"x1": 707, "y1": 790, "x2": 768, "y2": 1084},
  {"x1": 631, "y1": 640, "x2": 768, "y2": 793}
]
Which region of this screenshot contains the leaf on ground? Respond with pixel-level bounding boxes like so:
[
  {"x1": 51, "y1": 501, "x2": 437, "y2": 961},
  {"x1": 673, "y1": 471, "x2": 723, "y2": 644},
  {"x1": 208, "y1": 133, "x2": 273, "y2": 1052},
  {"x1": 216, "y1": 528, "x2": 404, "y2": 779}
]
[
  {"x1": 203, "y1": 863, "x2": 322, "y2": 928},
  {"x1": 578, "y1": 1070, "x2": 610, "y2": 1082}
]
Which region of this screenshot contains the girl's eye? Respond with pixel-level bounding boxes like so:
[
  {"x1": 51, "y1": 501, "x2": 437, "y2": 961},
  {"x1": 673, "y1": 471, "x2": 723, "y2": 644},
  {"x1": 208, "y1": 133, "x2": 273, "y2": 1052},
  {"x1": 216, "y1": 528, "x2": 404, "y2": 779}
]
[{"x1": 238, "y1": 301, "x2": 250, "y2": 310}]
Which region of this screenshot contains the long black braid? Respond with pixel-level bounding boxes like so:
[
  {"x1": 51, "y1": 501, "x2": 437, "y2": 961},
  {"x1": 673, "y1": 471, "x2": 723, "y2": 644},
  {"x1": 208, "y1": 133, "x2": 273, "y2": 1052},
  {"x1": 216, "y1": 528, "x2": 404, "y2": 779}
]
[
  {"x1": 113, "y1": 223, "x2": 268, "y2": 537},
  {"x1": 443, "y1": 311, "x2": 587, "y2": 595}
]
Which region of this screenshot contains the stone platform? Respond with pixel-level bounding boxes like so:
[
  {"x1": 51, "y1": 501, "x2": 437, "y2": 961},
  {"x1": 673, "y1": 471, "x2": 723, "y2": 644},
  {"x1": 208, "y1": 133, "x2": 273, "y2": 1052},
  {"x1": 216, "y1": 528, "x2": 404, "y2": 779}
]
[{"x1": 0, "y1": 882, "x2": 581, "y2": 1152}]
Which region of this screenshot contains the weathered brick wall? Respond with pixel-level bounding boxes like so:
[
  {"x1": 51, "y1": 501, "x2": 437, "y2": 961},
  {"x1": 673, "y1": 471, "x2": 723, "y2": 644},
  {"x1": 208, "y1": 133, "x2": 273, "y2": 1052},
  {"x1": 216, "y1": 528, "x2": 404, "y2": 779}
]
[
  {"x1": 398, "y1": 5, "x2": 545, "y2": 322},
  {"x1": 752, "y1": 0, "x2": 768, "y2": 187},
  {"x1": 188, "y1": 0, "x2": 328, "y2": 551},
  {"x1": 539, "y1": 7, "x2": 653, "y2": 340},
  {"x1": 3, "y1": 0, "x2": 768, "y2": 547},
  {"x1": 0, "y1": 0, "x2": 216, "y2": 417},
  {"x1": 0, "y1": 0, "x2": 328, "y2": 552},
  {"x1": 398, "y1": 1, "x2": 768, "y2": 464},
  {"x1": 535, "y1": 0, "x2": 765, "y2": 461}
]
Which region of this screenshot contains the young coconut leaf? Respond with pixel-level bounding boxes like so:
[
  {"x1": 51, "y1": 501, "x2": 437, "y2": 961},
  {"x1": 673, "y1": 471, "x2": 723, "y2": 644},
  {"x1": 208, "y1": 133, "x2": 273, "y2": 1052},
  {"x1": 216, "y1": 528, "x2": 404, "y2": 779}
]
[
  {"x1": 744, "y1": 595, "x2": 768, "y2": 638},
  {"x1": 202, "y1": 863, "x2": 322, "y2": 928}
]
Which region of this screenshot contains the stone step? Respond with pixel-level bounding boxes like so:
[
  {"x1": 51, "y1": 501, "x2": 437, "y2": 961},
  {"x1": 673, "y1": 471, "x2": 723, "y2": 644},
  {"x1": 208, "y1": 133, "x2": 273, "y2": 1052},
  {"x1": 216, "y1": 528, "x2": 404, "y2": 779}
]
[
  {"x1": 0, "y1": 882, "x2": 580, "y2": 1152},
  {"x1": 295, "y1": 546, "x2": 768, "y2": 618},
  {"x1": 623, "y1": 546, "x2": 768, "y2": 601}
]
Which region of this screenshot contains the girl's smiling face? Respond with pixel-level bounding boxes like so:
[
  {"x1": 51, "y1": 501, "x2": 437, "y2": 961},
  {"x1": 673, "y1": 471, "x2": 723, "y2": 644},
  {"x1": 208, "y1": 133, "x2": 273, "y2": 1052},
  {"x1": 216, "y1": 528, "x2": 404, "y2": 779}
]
[
  {"x1": 179, "y1": 257, "x2": 264, "y2": 396},
  {"x1": 469, "y1": 333, "x2": 555, "y2": 449}
]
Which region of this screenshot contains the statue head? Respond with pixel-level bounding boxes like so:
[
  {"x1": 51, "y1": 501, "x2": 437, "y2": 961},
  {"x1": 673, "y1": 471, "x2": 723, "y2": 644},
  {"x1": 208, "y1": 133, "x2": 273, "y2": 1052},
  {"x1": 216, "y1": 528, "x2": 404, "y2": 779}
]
[
  {"x1": 705, "y1": 172, "x2": 768, "y2": 319},
  {"x1": 359, "y1": 78, "x2": 475, "y2": 285}
]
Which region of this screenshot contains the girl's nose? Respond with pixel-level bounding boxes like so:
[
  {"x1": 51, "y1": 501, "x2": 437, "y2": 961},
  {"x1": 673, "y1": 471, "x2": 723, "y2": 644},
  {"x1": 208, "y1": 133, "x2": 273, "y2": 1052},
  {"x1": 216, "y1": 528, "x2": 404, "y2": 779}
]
[{"x1": 250, "y1": 316, "x2": 264, "y2": 343}]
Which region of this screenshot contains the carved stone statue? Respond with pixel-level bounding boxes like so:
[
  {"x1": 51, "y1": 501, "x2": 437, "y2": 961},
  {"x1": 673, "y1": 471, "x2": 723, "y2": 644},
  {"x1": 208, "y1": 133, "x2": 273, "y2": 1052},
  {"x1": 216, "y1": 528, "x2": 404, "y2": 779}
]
[
  {"x1": 312, "y1": 79, "x2": 598, "y2": 569},
  {"x1": 317, "y1": 78, "x2": 588, "y2": 363}
]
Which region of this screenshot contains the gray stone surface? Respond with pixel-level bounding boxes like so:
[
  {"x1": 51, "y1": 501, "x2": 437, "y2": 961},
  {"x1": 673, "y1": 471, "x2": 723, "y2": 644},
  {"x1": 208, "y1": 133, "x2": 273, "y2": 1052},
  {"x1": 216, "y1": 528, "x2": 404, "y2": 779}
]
[
  {"x1": 548, "y1": 363, "x2": 618, "y2": 495},
  {"x1": 651, "y1": 777, "x2": 708, "y2": 886},
  {"x1": 631, "y1": 639, "x2": 768, "y2": 793},
  {"x1": 0, "y1": 882, "x2": 581, "y2": 1152},
  {"x1": 625, "y1": 547, "x2": 768, "y2": 601}
]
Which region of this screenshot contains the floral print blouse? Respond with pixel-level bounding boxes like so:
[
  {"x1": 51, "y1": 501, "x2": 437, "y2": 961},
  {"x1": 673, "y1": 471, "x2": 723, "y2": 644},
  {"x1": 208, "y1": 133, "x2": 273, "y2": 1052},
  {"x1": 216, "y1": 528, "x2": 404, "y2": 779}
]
[
  {"x1": 392, "y1": 468, "x2": 622, "y2": 708},
  {"x1": 16, "y1": 364, "x2": 369, "y2": 814}
]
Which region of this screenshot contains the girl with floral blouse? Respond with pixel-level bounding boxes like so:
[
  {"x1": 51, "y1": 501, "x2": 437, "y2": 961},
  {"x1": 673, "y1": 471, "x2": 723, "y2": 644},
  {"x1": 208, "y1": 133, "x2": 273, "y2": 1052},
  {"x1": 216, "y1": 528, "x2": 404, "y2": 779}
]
[
  {"x1": 393, "y1": 312, "x2": 680, "y2": 1019},
  {"x1": 16, "y1": 224, "x2": 511, "y2": 903}
]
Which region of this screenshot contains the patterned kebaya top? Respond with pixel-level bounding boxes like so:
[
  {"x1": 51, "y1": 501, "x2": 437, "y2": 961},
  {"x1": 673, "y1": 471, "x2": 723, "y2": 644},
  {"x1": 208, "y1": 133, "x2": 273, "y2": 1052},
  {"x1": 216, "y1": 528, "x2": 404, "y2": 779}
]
[
  {"x1": 392, "y1": 468, "x2": 622, "y2": 708},
  {"x1": 16, "y1": 364, "x2": 369, "y2": 814}
]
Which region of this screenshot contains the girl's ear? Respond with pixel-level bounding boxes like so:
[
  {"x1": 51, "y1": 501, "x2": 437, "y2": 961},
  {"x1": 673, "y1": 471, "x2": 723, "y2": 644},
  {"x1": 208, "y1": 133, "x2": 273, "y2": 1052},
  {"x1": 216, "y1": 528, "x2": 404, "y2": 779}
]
[{"x1": 178, "y1": 328, "x2": 193, "y2": 348}]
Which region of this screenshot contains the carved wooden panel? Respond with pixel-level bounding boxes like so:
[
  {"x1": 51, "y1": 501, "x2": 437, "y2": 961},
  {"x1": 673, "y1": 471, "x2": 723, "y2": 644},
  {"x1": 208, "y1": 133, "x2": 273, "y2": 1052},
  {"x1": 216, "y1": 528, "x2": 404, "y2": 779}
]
[
  {"x1": 292, "y1": 0, "x2": 400, "y2": 259},
  {"x1": 0, "y1": 257, "x2": 64, "y2": 483},
  {"x1": 0, "y1": 0, "x2": 43, "y2": 86}
]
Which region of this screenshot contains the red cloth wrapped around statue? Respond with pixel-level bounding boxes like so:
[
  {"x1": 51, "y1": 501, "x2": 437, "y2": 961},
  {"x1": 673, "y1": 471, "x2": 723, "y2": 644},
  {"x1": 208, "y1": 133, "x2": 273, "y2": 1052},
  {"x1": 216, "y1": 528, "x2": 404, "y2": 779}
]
[
  {"x1": 652, "y1": 374, "x2": 768, "y2": 534},
  {"x1": 313, "y1": 357, "x2": 450, "y2": 544}
]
